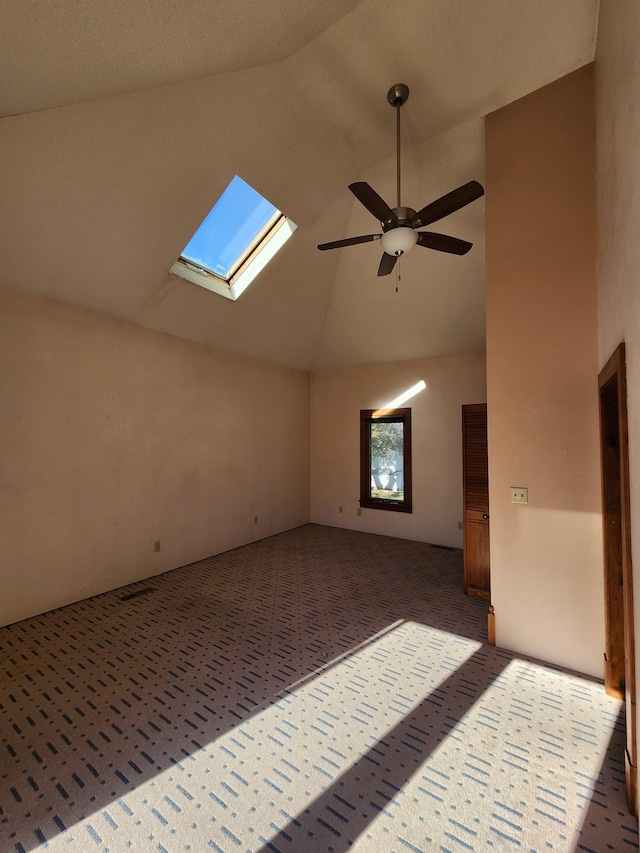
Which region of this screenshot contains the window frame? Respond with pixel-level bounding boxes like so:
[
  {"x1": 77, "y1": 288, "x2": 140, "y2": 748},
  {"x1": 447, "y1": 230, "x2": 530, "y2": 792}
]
[{"x1": 360, "y1": 407, "x2": 413, "y2": 513}]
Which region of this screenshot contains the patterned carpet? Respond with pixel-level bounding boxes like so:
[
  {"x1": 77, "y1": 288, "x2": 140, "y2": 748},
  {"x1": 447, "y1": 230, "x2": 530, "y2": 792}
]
[{"x1": 0, "y1": 524, "x2": 637, "y2": 852}]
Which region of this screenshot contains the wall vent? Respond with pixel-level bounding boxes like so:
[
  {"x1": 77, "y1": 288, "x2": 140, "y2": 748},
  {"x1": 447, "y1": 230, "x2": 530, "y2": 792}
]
[{"x1": 120, "y1": 587, "x2": 155, "y2": 602}]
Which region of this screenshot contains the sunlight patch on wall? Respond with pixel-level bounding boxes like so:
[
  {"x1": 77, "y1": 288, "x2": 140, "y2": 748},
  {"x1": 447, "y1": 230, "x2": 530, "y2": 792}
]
[{"x1": 373, "y1": 380, "x2": 427, "y2": 417}]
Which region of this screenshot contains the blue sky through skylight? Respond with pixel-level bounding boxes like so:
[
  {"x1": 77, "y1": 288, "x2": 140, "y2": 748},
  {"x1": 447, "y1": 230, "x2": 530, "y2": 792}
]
[{"x1": 181, "y1": 175, "x2": 279, "y2": 280}]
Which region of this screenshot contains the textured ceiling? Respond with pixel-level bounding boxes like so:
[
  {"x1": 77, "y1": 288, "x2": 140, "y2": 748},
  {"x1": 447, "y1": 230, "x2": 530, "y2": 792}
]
[
  {"x1": 0, "y1": 0, "x2": 362, "y2": 118},
  {"x1": 0, "y1": 0, "x2": 599, "y2": 370}
]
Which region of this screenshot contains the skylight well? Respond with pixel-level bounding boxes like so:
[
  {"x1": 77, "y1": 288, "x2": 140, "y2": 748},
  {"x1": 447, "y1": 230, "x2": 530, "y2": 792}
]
[{"x1": 171, "y1": 175, "x2": 296, "y2": 301}]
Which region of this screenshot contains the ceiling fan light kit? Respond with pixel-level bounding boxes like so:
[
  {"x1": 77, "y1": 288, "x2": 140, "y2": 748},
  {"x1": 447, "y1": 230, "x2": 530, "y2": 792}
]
[
  {"x1": 381, "y1": 226, "x2": 418, "y2": 257},
  {"x1": 318, "y1": 84, "x2": 485, "y2": 276}
]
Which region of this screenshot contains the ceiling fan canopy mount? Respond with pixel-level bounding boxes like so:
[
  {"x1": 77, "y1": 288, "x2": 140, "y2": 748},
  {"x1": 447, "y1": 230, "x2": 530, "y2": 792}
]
[
  {"x1": 317, "y1": 83, "x2": 484, "y2": 276},
  {"x1": 387, "y1": 82, "x2": 410, "y2": 108}
]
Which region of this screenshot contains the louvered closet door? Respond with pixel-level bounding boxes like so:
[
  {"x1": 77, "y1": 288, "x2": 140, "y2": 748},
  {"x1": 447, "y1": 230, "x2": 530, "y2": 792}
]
[{"x1": 462, "y1": 404, "x2": 490, "y2": 599}]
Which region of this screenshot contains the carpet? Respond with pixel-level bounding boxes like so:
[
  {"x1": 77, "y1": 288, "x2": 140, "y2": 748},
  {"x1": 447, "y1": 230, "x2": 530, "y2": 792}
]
[{"x1": 0, "y1": 524, "x2": 637, "y2": 851}]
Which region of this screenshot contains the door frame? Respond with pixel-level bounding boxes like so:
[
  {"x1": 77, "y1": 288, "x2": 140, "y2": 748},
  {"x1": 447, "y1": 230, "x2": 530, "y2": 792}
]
[{"x1": 598, "y1": 341, "x2": 636, "y2": 814}]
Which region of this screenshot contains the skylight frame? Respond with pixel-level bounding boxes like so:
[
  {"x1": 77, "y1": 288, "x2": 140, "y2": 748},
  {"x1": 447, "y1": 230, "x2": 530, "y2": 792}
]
[{"x1": 170, "y1": 176, "x2": 297, "y2": 302}]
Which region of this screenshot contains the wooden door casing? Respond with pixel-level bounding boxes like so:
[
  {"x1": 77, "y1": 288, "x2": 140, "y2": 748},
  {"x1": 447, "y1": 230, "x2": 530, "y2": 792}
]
[{"x1": 599, "y1": 342, "x2": 636, "y2": 815}]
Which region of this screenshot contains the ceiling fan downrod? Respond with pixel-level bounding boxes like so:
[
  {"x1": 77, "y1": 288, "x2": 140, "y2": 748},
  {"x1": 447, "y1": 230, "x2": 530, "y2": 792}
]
[{"x1": 387, "y1": 83, "x2": 409, "y2": 211}]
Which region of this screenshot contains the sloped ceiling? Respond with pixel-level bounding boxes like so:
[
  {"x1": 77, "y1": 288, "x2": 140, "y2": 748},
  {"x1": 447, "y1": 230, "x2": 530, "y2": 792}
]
[{"x1": 0, "y1": 0, "x2": 599, "y2": 371}]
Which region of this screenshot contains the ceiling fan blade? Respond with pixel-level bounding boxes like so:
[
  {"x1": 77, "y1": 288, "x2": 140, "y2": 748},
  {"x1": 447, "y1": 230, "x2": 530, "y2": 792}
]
[
  {"x1": 349, "y1": 182, "x2": 398, "y2": 226},
  {"x1": 417, "y1": 231, "x2": 473, "y2": 255},
  {"x1": 377, "y1": 252, "x2": 398, "y2": 276},
  {"x1": 410, "y1": 180, "x2": 484, "y2": 228},
  {"x1": 317, "y1": 233, "x2": 381, "y2": 251}
]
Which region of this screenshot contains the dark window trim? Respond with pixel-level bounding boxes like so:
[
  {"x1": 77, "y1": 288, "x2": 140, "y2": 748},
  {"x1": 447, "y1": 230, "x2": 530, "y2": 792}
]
[{"x1": 360, "y1": 408, "x2": 412, "y2": 513}]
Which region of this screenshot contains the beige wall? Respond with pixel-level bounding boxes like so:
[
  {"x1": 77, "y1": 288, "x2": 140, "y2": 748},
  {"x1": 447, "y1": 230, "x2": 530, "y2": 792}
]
[
  {"x1": 310, "y1": 354, "x2": 486, "y2": 547},
  {"x1": 595, "y1": 0, "x2": 640, "y2": 758},
  {"x1": 0, "y1": 287, "x2": 310, "y2": 627},
  {"x1": 485, "y1": 66, "x2": 603, "y2": 677}
]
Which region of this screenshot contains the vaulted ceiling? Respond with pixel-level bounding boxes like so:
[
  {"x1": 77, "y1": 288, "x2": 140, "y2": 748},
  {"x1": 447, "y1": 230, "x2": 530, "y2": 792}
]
[{"x1": 0, "y1": 0, "x2": 599, "y2": 370}]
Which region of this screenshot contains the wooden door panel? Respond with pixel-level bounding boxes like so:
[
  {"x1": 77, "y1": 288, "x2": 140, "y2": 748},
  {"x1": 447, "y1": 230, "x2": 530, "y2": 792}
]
[
  {"x1": 465, "y1": 518, "x2": 490, "y2": 599},
  {"x1": 462, "y1": 404, "x2": 490, "y2": 599}
]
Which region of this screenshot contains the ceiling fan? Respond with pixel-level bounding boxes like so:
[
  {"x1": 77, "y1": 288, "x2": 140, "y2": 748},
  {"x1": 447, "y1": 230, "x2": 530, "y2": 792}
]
[{"x1": 317, "y1": 84, "x2": 485, "y2": 276}]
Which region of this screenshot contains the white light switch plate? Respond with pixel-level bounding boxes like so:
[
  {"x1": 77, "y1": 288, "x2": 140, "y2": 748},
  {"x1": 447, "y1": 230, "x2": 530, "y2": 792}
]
[{"x1": 510, "y1": 487, "x2": 528, "y2": 503}]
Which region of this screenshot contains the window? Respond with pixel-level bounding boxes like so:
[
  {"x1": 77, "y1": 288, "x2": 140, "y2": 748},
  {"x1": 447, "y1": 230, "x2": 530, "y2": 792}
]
[
  {"x1": 360, "y1": 408, "x2": 412, "y2": 513},
  {"x1": 170, "y1": 175, "x2": 296, "y2": 301}
]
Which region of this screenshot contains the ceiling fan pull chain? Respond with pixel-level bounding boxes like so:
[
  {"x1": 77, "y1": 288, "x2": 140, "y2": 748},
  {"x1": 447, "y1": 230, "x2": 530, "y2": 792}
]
[{"x1": 396, "y1": 257, "x2": 400, "y2": 293}]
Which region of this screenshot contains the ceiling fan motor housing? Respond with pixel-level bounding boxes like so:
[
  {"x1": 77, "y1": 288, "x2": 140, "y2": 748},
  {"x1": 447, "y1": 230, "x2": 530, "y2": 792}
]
[{"x1": 383, "y1": 207, "x2": 416, "y2": 230}]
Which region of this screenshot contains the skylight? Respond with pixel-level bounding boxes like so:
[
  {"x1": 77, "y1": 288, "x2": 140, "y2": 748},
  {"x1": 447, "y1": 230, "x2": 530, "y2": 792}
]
[{"x1": 171, "y1": 175, "x2": 296, "y2": 301}]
